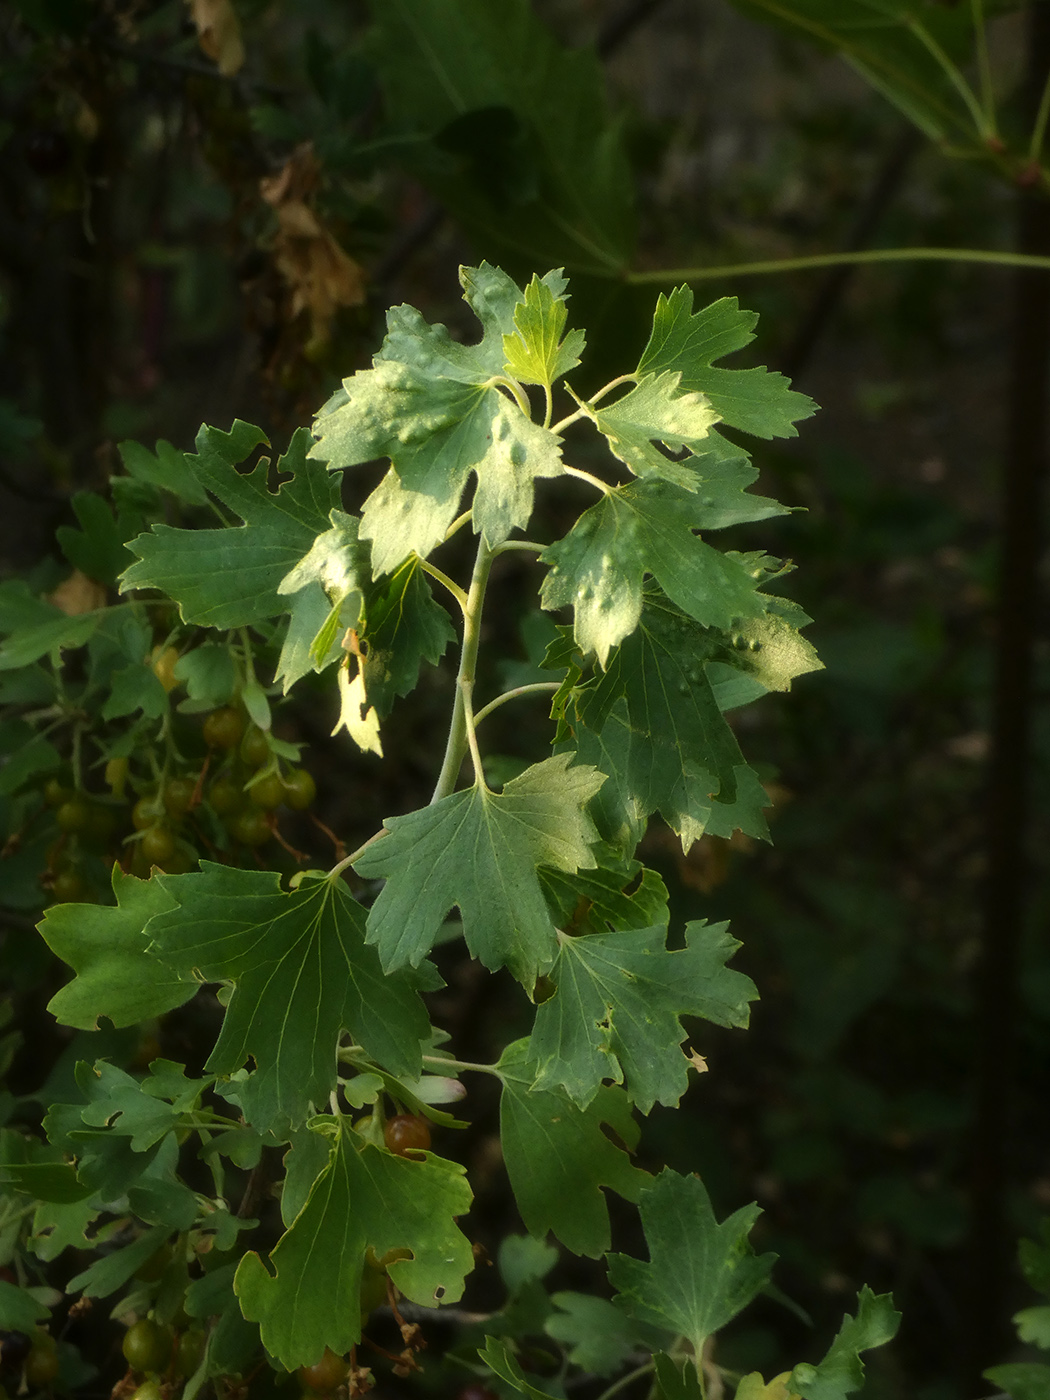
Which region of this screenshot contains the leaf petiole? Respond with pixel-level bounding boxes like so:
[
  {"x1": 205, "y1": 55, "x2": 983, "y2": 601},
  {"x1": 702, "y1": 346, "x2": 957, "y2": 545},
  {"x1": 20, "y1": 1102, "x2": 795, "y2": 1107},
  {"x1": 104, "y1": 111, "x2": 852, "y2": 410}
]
[
  {"x1": 473, "y1": 683, "x2": 561, "y2": 728},
  {"x1": 419, "y1": 560, "x2": 469, "y2": 613},
  {"x1": 422, "y1": 1053, "x2": 503, "y2": 1080}
]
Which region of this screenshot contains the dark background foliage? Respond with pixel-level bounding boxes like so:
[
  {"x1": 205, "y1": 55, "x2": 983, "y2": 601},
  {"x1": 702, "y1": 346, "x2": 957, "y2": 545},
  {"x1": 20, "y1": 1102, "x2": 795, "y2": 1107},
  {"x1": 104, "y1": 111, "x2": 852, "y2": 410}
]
[{"x1": 1, "y1": 2, "x2": 1048, "y2": 1398}]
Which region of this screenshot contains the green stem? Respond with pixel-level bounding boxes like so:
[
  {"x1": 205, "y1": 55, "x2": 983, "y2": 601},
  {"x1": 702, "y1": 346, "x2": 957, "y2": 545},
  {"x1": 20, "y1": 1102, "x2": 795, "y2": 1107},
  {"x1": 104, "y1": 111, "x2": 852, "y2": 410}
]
[
  {"x1": 443, "y1": 510, "x2": 473, "y2": 542},
  {"x1": 488, "y1": 374, "x2": 531, "y2": 417},
  {"x1": 1030, "y1": 66, "x2": 1050, "y2": 161},
  {"x1": 588, "y1": 373, "x2": 637, "y2": 406},
  {"x1": 473, "y1": 682, "x2": 561, "y2": 728},
  {"x1": 419, "y1": 560, "x2": 469, "y2": 613},
  {"x1": 595, "y1": 1362, "x2": 656, "y2": 1400},
  {"x1": 625, "y1": 244, "x2": 1050, "y2": 284},
  {"x1": 430, "y1": 536, "x2": 496, "y2": 804},
  {"x1": 491, "y1": 539, "x2": 545, "y2": 556},
  {"x1": 542, "y1": 382, "x2": 553, "y2": 430},
  {"x1": 907, "y1": 16, "x2": 991, "y2": 137},
  {"x1": 971, "y1": 0, "x2": 997, "y2": 136},
  {"x1": 328, "y1": 827, "x2": 386, "y2": 881},
  {"x1": 422, "y1": 1053, "x2": 503, "y2": 1080},
  {"x1": 550, "y1": 407, "x2": 587, "y2": 434},
  {"x1": 564, "y1": 463, "x2": 612, "y2": 494}
]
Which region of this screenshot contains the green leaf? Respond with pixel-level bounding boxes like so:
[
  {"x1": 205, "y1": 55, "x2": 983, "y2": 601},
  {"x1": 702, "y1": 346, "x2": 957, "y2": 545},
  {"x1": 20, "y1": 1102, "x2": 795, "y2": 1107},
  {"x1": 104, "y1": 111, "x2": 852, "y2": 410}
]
[
  {"x1": 235, "y1": 1119, "x2": 473, "y2": 1368},
  {"x1": 540, "y1": 478, "x2": 775, "y2": 665},
  {"x1": 984, "y1": 1364, "x2": 1050, "y2": 1400},
  {"x1": 638, "y1": 291, "x2": 816, "y2": 439},
  {"x1": 590, "y1": 373, "x2": 720, "y2": 487},
  {"x1": 121, "y1": 424, "x2": 340, "y2": 629},
  {"x1": 56, "y1": 492, "x2": 132, "y2": 585},
  {"x1": 539, "y1": 846, "x2": 669, "y2": 937},
  {"x1": 275, "y1": 582, "x2": 336, "y2": 694},
  {"x1": 0, "y1": 605, "x2": 105, "y2": 671},
  {"x1": 174, "y1": 643, "x2": 238, "y2": 708},
  {"x1": 530, "y1": 920, "x2": 757, "y2": 1112},
  {"x1": 77, "y1": 1060, "x2": 212, "y2": 1151},
  {"x1": 356, "y1": 755, "x2": 604, "y2": 985},
  {"x1": 545, "y1": 1293, "x2": 647, "y2": 1375},
  {"x1": 68, "y1": 1223, "x2": 171, "y2": 1298},
  {"x1": 101, "y1": 660, "x2": 169, "y2": 721},
  {"x1": 367, "y1": 0, "x2": 634, "y2": 275},
  {"x1": 0, "y1": 1279, "x2": 50, "y2": 1330},
  {"x1": 117, "y1": 438, "x2": 210, "y2": 506},
  {"x1": 721, "y1": 602, "x2": 824, "y2": 693},
  {"x1": 502, "y1": 273, "x2": 585, "y2": 389},
  {"x1": 480, "y1": 1337, "x2": 564, "y2": 1400},
  {"x1": 278, "y1": 509, "x2": 366, "y2": 616},
  {"x1": 1015, "y1": 1306, "x2": 1050, "y2": 1350},
  {"x1": 311, "y1": 272, "x2": 563, "y2": 571},
  {"x1": 608, "y1": 1169, "x2": 775, "y2": 1356},
  {"x1": 725, "y1": 0, "x2": 983, "y2": 142},
  {"x1": 359, "y1": 558, "x2": 455, "y2": 717},
  {"x1": 147, "y1": 865, "x2": 433, "y2": 1134},
  {"x1": 572, "y1": 597, "x2": 751, "y2": 850},
  {"x1": 39, "y1": 868, "x2": 195, "y2": 1030},
  {"x1": 789, "y1": 1287, "x2": 901, "y2": 1400},
  {"x1": 498, "y1": 1038, "x2": 646, "y2": 1257}
]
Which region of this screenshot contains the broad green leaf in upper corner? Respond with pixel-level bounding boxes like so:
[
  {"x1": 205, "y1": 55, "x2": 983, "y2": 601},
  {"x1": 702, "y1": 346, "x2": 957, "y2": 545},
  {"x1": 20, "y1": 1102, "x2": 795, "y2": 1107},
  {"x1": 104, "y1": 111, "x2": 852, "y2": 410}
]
[
  {"x1": 146, "y1": 864, "x2": 433, "y2": 1134},
  {"x1": 358, "y1": 557, "x2": 455, "y2": 717},
  {"x1": 121, "y1": 423, "x2": 340, "y2": 629},
  {"x1": 608, "y1": 1169, "x2": 776, "y2": 1359},
  {"x1": 638, "y1": 291, "x2": 816, "y2": 439},
  {"x1": 503, "y1": 273, "x2": 585, "y2": 389},
  {"x1": 591, "y1": 373, "x2": 720, "y2": 488},
  {"x1": 788, "y1": 1287, "x2": 901, "y2": 1400},
  {"x1": 39, "y1": 868, "x2": 194, "y2": 1029},
  {"x1": 530, "y1": 920, "x2": 757, "y2": 1113},
  {"x1": 499, "y1": 1038, "x2": 646, "y2": 1258},
  {"x1": 366, "y1": 1, "x2": 634, "y2": 275},
  {"x1": 540, "y1": 478, "x2": 776, "y2": 664},
  {"x1": 356, "y1": 754, "x2": 604, "y2": 986},
  {"x1": 235, "y1": 1119, "x2": 473, "y2": 1368},
  {"x1": 309, "y1": 270, "x2": 563, "y2": 572}
]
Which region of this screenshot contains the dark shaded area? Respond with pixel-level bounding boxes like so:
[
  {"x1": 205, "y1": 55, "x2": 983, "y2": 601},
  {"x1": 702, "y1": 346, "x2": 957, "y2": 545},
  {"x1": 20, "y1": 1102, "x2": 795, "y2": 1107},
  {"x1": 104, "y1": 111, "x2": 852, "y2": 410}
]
[{"x1": 0, "y1": 3, "x2": 1048, "y2": 1400}]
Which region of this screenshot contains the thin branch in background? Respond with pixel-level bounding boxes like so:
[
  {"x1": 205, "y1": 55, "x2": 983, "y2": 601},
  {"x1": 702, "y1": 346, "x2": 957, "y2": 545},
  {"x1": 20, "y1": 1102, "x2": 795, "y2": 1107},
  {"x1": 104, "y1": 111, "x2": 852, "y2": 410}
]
[
  {"x1": 964, "y1": 0, "x2": 1050, "y2": 1389},
  {"x1": 781, "y1": 126, "x2": 921, "y2": 381}
]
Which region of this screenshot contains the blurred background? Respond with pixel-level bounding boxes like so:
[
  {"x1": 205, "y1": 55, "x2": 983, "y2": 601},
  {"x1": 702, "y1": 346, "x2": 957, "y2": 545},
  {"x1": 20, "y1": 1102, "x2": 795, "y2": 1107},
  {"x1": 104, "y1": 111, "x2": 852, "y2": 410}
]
[{"x1": 1, "y1": 2, "x2": 1048, "y2": 1397}]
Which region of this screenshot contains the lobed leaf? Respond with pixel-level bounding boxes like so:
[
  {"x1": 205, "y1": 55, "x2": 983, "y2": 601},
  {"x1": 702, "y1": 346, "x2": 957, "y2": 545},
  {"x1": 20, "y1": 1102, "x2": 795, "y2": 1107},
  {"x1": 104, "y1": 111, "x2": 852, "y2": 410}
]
[
  {"x1": 608, "y1": 1169, "x2": 776, "y2": 1358},
  {"x1": 147, "y1": 865, "x2": 434, "y2": 1134},
  {"x1": 235, "y1": 1119, "x2": 473, "y2": 1368},
  {"x1": 356, "y1": 754, "x2": 604, "y2": 985},
  {"x1": 530, "y1": 920, "x2": 757, "y2": 1112}
]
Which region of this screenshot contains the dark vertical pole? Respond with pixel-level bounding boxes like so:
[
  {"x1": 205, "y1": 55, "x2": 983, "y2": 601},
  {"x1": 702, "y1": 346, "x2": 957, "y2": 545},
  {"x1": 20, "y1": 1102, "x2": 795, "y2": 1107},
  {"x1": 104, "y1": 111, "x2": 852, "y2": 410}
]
[{"x1": 966, "y1": 1, "x2": 1050, "y2": 1388}]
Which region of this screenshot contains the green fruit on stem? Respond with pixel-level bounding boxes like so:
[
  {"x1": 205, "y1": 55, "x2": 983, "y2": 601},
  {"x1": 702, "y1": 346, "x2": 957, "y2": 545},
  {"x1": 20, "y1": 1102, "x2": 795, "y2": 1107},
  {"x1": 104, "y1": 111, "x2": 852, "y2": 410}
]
[
  {"x1": 163, "y1": 776, "x2": 197, "y2": 817},
  {"x1": 140, "y1": 825, "x2": 176, "y2": 866},
  {"x1": 23, "y1": 1337, "x2": 58, "y2": 1389},
  {"x1": 175, "y1": 1329, "x2": 206, "y2": 1378},
  {"x1": 208, "y1": 775, "x2": 241, "y2": 815},
  {"x1": 249, "y1": 773, "x2": 285, "y2": 809},
  {"x1": 298, "y1": 1349, "x2": 346, "y2": 1392},
  {"x1": 122, "y1": 1318, "x2": 172, "y2": 1373},
  {"x1": 55, "y1": 797, "x2": 90, "y2": 834},
  {"x1": 282, "y1": 768, "x2": 316, "y2": 811},
  {"x1": 52, "y1": 867, "x2": 88, "y2": 903},
  {"x1": 231, "y1": 808, "x2": 271, "y2": 846},
  {"x1": 202, "y1": 706, "x2": 244, "y2": 750},
  {"x1": 129, "y1": 1382, "x2": 163, "y2": 1400},
  {"x1": 240, "y1": 725, "x2": 269, "y2": 768}
]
